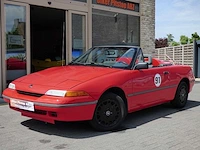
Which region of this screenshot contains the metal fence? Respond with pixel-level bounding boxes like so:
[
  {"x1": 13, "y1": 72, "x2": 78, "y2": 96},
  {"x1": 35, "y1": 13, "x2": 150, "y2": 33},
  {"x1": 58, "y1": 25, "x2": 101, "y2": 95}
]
[{"x1": 155, "y1": 44, "x2": 194, "y2": 68}]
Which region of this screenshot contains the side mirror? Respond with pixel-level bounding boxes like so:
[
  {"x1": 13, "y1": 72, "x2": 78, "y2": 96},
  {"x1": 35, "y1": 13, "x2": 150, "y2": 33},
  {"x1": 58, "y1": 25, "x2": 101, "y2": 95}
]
[
  {"x1": 143, "y1": 54, "x2": 152, "y2": 65},
  {"x1": 134, "y1": 62, "x2": 148, "y2": 70}
]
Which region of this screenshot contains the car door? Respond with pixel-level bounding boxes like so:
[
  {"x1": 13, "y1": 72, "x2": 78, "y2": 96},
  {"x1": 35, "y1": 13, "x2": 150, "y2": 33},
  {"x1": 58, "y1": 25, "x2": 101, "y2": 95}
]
[
  {"x1": 128, "y1": 67, "x2": 169, "y2": 110},
  {"x1": 128, "y1": 50, "x2": 171, "y2": 111}
]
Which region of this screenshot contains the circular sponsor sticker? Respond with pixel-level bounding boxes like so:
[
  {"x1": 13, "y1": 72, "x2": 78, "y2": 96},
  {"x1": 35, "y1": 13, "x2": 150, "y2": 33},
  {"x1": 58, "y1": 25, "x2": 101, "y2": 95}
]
[{"x1": 154, "y1": 74, "x2": 161, "y2": 87}]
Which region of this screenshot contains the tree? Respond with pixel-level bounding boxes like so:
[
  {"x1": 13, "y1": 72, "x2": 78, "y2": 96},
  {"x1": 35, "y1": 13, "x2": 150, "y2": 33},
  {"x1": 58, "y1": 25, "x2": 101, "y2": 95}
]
[
  {"x1": 167, "y1": 34, "x2": 174, "y2": 46},
  {"x1": 190, "y1": 32, "x2": 200, "y2": 43},
  {"x1": 180, "y1": 35, "x2": 189, "y2": 45},
  {"x1": 172, "y1": 41, "x2": 180, "y2": 46},
  {"x1": 155, "y1": 38, "x2": 168, "y2": 48}
]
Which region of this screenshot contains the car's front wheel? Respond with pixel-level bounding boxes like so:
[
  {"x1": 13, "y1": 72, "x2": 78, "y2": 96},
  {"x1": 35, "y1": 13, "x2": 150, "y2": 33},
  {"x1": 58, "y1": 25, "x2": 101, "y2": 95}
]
[
  {"x1": 90, "y1": 92, "x2": 126, "y2": 131},
  {"x1": 171, "y1": 81, "x2": 188, "y2": 108}
]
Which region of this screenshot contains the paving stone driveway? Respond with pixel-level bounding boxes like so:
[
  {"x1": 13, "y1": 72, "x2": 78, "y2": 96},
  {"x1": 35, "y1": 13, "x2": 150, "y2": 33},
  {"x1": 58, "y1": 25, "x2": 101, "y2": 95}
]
[{"x1": 0, "y1": 82, "x2": 200, "y2": 150}]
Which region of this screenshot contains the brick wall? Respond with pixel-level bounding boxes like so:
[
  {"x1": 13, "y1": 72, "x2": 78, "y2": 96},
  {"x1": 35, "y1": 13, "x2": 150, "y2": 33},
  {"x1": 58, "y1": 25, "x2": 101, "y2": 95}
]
[{"x1": 140, "y1": 0, "x2": 155, "y2": 54}]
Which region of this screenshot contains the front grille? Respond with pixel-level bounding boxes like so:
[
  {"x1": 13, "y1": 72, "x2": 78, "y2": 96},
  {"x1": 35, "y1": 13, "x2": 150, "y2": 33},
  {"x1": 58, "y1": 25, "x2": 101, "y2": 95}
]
[
  {"x1": 17, "y1": 90, "x2": 44, "y2": 97},
  {"x1": 11, "y1": 106, "x2": 47, "y2": 115},
  {"x1": 35, "y1": 109, "x2": 47, "y2": 115}
]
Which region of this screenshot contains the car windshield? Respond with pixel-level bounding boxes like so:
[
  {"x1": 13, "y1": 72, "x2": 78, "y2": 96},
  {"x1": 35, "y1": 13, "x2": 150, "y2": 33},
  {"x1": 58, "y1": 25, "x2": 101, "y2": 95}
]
[{"x1": 70, "y1": 46, "x2": 137, "y2": 68}]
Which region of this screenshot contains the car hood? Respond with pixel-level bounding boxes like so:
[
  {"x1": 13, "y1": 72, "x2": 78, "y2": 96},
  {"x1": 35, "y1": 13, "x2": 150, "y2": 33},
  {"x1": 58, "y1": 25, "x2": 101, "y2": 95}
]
[{"x1": 15, "y1": 65, "x2": 120, "y2": 89}]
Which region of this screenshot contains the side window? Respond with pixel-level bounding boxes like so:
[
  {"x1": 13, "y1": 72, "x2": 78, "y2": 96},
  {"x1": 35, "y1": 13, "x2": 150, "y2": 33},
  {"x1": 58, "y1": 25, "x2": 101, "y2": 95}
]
[{"x1": 135, "y1": 49, "x2": 144, "y2": 64}]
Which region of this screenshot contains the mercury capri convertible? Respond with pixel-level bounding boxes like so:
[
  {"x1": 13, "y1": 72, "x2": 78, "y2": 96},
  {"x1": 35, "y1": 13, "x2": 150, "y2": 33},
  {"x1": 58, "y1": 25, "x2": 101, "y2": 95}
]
[{"x1": 2, "y1": 46, "x2": 195, "y2": 131}]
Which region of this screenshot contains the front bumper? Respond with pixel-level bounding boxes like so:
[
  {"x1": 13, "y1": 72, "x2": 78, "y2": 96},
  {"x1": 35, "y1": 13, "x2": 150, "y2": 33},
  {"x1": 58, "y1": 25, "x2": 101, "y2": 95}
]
[{"x1": 2, "y1": 89, "x2": 97, "y2": 124}]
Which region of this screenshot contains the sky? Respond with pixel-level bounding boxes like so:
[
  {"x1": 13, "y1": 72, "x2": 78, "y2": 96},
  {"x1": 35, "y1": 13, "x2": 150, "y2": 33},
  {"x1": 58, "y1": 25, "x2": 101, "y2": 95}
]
[
  {"x1": 155, "y1": 0, "x2": 200, "y2": 42},
  {"x1": 5, "y1": 4, "x2": 25, "y2": 32}
]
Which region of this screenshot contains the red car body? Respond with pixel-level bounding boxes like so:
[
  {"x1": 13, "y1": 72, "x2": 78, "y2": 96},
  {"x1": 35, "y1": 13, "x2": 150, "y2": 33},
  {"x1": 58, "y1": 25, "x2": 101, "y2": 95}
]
[{"x1": 2, "y1": 46, "x2": 195, "y2": 131}]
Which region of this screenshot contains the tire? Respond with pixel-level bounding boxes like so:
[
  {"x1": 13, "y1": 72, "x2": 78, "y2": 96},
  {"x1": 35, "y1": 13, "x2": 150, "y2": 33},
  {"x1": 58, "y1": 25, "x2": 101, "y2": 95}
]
[
  {"x1": 90, "y1": 92, "x2": 126, "y2": 131},
  {"x1": 171, "y1": 82, "x2": 188, "y2": 108}
]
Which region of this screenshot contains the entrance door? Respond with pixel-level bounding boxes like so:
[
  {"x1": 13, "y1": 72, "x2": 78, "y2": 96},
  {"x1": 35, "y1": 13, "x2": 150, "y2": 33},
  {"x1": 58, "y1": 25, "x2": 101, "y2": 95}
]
[
  {"x1": 1, "y1": 1, "x2": 30, "y2": 89},
  {"x1": 68, "y1": 11, "x2": 87, "y2": 61},
  {"x1": 30, "y1": 6, "x2": 66, "y2": 72}
]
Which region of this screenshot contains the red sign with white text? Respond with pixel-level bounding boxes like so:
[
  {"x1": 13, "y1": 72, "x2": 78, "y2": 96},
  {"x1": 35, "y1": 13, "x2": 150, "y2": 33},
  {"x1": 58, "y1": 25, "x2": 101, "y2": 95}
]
[{"x1": 95, "y1": 0, "x2": 139, "y2": 12}]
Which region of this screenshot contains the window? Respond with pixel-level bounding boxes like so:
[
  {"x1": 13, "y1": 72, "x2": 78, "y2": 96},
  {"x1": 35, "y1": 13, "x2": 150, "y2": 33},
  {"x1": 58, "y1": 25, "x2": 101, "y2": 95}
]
[
  {"x1": 5, "y1": 4, "x2": 27, "y2": 83},
  {"x1": 92, "y1": 9, "x2": 140, "y2": 46}
]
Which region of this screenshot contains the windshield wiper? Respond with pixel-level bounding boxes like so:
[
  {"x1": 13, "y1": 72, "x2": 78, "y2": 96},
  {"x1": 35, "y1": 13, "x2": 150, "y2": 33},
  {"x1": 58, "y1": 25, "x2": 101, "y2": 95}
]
[
  {"x1": 84, "y1": 62, "x2": 97, "y2": 65},
  {"x1": 84, "y1": 62, "x2": 112, "y2": 68},
  {"x1": 69, "y1": 62, "x2": 84, "y2": 65},
  {"x1": 69, "y1": 62, "x2": 112, "y2": 68}
]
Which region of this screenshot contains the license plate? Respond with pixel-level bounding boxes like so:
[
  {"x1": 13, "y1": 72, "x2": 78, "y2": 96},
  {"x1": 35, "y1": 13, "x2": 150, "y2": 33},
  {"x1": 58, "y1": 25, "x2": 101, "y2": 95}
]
[{"x1": 10, "y1": 99, "x2": 34, "y2": 112}]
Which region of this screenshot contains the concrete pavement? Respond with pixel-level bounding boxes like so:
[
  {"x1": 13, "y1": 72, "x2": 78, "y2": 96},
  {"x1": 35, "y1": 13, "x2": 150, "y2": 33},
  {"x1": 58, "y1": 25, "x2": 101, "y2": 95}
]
[{"x1": 0, "y1": 82, "x2": 200, "y2": 150}]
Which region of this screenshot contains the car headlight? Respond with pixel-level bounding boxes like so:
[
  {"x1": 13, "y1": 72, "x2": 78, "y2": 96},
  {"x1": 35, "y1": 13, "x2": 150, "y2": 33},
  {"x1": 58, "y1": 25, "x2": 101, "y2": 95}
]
[
  {"x1": 8, "y1": 83, "x2": 16, "y2": 90},
  {"x1": 45, "y1": 90, "x2": 67, "y2": 97},
  {"x1": 45, "y1": 90, "x2": 89, "y2": 97}
]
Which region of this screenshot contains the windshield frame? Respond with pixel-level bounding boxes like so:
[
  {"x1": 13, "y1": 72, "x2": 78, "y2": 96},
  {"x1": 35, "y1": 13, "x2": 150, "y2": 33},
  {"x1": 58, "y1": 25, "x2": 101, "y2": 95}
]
[{"x1": 69, "y1": 46, "x2": 140, "y2": 69}]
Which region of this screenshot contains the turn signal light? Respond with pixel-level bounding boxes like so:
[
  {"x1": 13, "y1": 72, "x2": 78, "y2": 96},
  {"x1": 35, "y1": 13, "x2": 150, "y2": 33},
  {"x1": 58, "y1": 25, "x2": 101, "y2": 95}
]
[{"x1": 65, "y1": 91, "x2": 89, "y2": 97}]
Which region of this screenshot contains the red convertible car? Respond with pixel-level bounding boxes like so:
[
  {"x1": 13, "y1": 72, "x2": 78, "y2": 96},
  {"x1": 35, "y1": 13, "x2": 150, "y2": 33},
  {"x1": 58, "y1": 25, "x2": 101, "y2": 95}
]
[{"x1": 2, "y1": 46, "x2": 195, "y2": 131}]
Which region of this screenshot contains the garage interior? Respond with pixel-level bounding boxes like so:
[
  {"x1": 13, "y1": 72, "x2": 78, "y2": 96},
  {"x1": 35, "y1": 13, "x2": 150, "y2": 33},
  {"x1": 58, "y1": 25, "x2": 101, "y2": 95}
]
[{"x1": 30, "y1": 5, "x2": 66, "y2": 72}]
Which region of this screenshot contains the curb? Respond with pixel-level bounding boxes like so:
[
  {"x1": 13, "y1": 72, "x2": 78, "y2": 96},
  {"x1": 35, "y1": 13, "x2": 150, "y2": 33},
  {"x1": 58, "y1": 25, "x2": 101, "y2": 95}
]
[{"x1": 195, "y1": 78, "x2": 200, "y2": 82}]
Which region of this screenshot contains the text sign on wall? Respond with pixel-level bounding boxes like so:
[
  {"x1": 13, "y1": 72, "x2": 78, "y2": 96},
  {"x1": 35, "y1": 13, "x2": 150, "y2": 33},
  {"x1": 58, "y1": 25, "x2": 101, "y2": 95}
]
[{"x1": 93, "y1": 0, "x2": 139, "y2": 12}]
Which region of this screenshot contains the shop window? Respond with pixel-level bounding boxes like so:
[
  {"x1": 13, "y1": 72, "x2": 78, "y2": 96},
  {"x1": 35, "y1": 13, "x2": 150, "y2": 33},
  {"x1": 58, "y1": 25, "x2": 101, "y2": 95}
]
[
  {"x1": 72, "y1": 14, "x2": 86, "y2": 59},
  {"x1": 92, "y1": 9, "x2": 140, "y2": 46},
  {"x1": 5, "y1": 4, "x2": 27, "y2": 83}
]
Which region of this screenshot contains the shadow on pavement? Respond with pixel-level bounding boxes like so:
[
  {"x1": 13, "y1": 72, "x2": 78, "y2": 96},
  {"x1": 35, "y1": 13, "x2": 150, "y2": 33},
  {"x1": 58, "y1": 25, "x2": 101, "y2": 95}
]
[
  {"x1": 123, "y1": 99, "x2": 198, "y2": 129},
  {"x1": 21, "y1": 99, "x2": 200, "y2": 139}
]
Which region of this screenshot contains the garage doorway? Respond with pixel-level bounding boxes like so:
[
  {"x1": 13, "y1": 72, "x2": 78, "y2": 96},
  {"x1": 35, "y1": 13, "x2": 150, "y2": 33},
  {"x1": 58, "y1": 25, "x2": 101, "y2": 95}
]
[{"x1": 30, "y1": 5, "x2": 66, "y2": 72}]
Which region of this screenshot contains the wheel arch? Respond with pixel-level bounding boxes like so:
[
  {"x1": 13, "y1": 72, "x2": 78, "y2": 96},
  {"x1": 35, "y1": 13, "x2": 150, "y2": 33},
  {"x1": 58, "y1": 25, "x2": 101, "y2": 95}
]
[
  {"x1": 171, "y1": 77, "x2": 189, "y2": 108},
  {"x1": 179, "y1": 78, "x2": 189, "y2": 92},
  {"x1": 100, "y1": 87, "x2": 128, "y2": 112}
]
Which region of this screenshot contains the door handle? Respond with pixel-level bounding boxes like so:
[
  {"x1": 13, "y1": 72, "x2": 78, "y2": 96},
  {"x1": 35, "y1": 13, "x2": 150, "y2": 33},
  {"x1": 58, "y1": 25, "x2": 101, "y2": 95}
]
[{"x1": 163, "y1": 71, "x2": 169, "y2": 75}]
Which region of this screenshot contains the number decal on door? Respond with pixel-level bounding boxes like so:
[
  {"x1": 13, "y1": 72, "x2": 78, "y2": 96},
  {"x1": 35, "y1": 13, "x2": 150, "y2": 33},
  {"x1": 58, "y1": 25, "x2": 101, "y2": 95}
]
[{"x1": 154, "y1": 74, "x2": 161, "y2": 87}]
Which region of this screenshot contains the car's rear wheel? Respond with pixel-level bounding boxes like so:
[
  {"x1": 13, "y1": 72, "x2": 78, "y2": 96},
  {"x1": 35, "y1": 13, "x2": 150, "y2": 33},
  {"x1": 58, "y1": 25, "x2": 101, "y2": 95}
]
[
  {"x1": 171, "y1": 81, "x2": 188, "y2": 108},
  {"x1": 90, "y1": 92, "x2": 126, "y2": 131}
]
